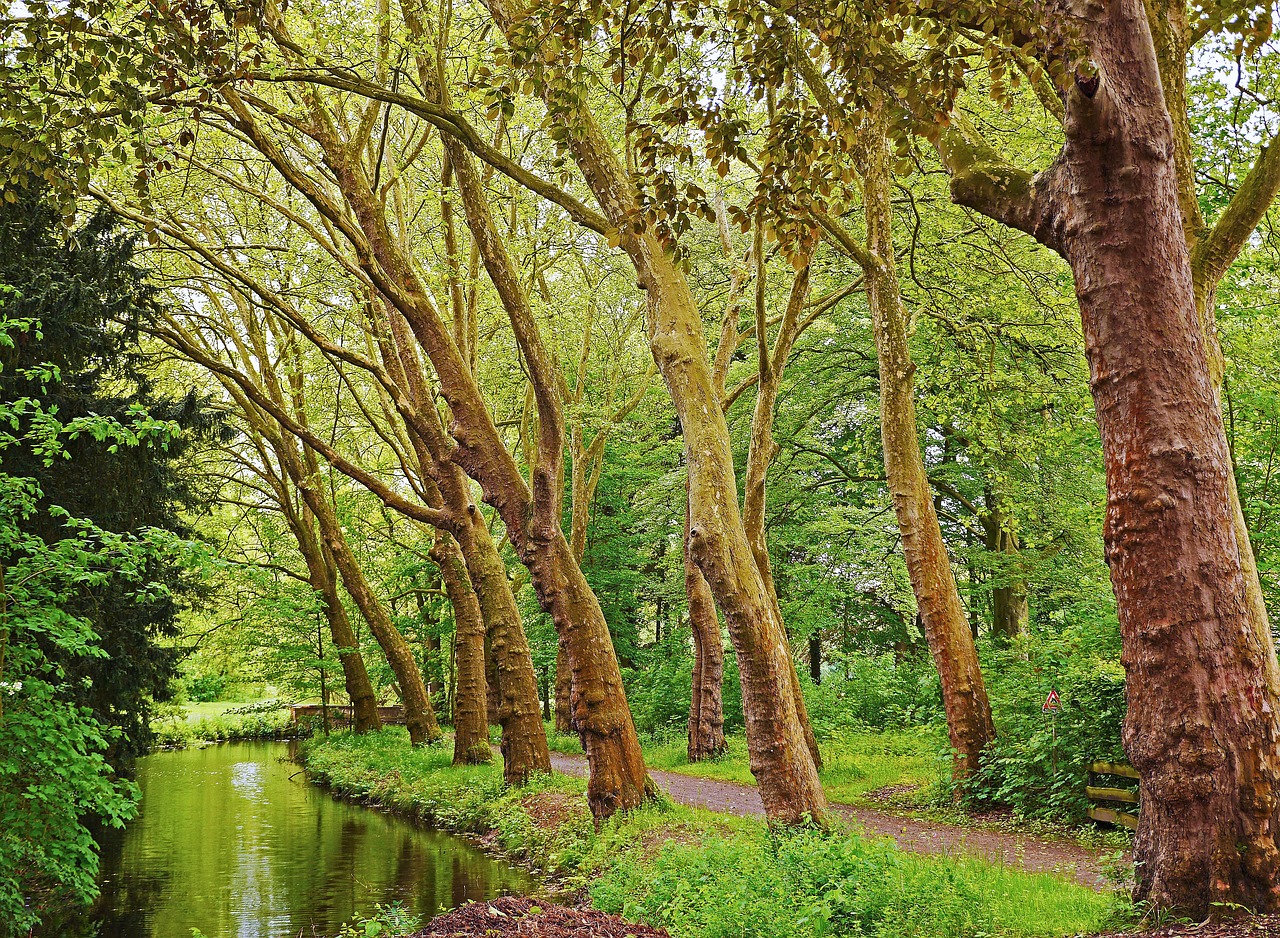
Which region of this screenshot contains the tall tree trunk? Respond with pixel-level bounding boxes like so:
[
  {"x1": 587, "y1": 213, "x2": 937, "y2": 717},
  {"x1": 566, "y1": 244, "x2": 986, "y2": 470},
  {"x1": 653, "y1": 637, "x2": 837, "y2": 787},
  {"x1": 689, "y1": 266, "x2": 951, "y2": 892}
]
[
  {"x1": 554, "y1": 638, "x2": 573, "y2": 734},
  {"x1": 983, "y1": 493, "x2": 1028, "y2": 645},
  {"x1": 865, "y1": 108, "x2": 995, "y2": 780},
  {"x1": 433, "y1": 531, "x2": 492, "y2": 765},
  {"x1": 742, "y1": 253, "x2": 824, "y2": 770},
  {"x1": 943, "y1": 0, "x2": 1280, "y2": 912},
  {"x1": 382, "y1": 311, "x2": 551, "y2": 785},
  {"x1": 428, "y1": 126, "x2": 651, "y2": 818},
  {"x1": 481, "y1": 0, "x2": 825, "y2": 823},
  {"x1": 988, "y1": 528, "x2": 1028, "y2": 645},
  {"x1": 306, "y1": 27, "x2": 649, "y2": 811},
  {"x1": 302, "y1": 531, "x2": 381, "y2": 734},
  {"x1": 686, "y1": 473, "x2": 726, "y2": 762}
]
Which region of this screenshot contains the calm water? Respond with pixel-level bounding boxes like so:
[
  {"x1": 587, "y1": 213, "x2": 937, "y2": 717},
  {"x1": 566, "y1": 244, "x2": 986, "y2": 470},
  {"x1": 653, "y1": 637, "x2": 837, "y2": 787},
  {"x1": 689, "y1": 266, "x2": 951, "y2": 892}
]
[{"x1": 62, "y1": 741, "x2": 533, "y2": 937}]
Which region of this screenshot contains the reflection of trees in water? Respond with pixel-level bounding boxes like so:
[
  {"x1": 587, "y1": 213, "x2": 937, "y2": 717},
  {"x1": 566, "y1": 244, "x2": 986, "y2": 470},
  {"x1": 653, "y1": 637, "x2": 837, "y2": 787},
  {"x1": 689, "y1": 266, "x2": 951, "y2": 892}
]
[
  {"x1": 47, "y1": 745, "x2": 535, "y2": 936},
  {"x1": 40, "y1": 832, "x2": 170, "y2": 938}
]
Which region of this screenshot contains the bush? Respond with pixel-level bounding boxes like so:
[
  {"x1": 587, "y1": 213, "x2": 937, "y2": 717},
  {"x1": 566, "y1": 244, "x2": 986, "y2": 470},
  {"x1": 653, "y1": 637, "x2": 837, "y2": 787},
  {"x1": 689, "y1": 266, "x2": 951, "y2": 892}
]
[
  {"x1": 802, "y1": 655, "x2": 944, "y2": 737},
  {"x1": 149, "y1": 706, "x2": 300, "y2": 749},
  {"x1": 184, "y1": 674, "x2": 226, "y2": 703},
  {"x1": 967, "y1": 624, "x2": 1127, "y2": 819},
  {"x1": 623, "y1": 629, "x2": 745, "y2": 737}
]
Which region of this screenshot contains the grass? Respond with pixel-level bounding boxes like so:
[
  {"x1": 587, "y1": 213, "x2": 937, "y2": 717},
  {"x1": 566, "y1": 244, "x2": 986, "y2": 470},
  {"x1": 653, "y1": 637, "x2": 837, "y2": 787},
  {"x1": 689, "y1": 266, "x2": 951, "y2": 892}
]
[
  {"x1": 643, "y1": 728, "x2": 945, "y2": 805},
  {"x1": 301, "y1": 728, "x2": 1128, "y2": 938},
  {"x1": 149, "y1": 698, "x2": 299, "y2": 748}
]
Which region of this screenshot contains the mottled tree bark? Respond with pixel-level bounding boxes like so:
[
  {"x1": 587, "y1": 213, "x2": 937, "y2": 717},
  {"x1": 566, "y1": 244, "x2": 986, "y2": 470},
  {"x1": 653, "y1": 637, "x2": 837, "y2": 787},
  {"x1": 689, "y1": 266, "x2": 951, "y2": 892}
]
[
  {"x1": 942, "y1": 0, "x2": 1280, "y2": 912},
  {"x1": 554, "y1": 638, "x2": 573, "y2": 734},
  {"x1": 686, "y1": 469, "x2": 726, "y2": 762},
  {"x1": 299, "y1": 518, "x2": 382, "y2": 734},
  {"x1": 433, "y1": 531, "x2": 492, "y2": 765},
  {"x1": 304, "y1": 485, "x2": 441, "y2": 746},
  {"x1": 741, "y1": 249, "x2": 824, "y2": 771},
  {"x1": 382, "y1": 312, "x2": 551, "y2": 786},
  {"x1": 866, "y1": 106, "x2": 995, "y2": 780},
  {"x1": 326, "y1": 36, "x2": 647, "y2": 812}
]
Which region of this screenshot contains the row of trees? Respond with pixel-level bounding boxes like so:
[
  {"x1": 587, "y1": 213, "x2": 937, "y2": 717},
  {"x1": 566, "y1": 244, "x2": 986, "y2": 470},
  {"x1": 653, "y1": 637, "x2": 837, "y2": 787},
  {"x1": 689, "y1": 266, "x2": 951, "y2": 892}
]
[{"x1": 4, "y1": 0, "x2": 1280, "y2": 917}]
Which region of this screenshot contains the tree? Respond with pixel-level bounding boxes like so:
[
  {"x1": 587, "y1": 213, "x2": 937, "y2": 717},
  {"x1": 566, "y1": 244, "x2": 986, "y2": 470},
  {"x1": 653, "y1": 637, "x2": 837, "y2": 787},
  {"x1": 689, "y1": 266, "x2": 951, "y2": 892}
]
[
  {"x1": 926, "y1": 2, "x2": 1280, "y2": 912},
  {"x1": 0, "y1": 187, "x2": 212, "y2": 755}
]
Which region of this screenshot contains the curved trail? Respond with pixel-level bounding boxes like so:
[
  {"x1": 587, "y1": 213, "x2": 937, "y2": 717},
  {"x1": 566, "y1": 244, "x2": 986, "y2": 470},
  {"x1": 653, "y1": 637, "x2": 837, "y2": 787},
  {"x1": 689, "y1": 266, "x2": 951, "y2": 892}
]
[{"x1": 548, "y1": 752, "x2": 1118, "y2": 890}]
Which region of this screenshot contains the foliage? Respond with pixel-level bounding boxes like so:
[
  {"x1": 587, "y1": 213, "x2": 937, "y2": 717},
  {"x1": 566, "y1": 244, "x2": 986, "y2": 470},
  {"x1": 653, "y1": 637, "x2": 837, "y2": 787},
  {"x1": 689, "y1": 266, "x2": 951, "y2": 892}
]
[
  {"x1": 335, "y1": 903, "x2": 422, "y2": 937},
  {"x1": 967, "y1": 624, "x2": 1128, "y2": 820},
  {"x1": 0, "y1": 184, "x2": 216, "y2": 756},
  {"x1": 148, "y1": 703, "x2": 300, "y2": 748},
  {"x1": 0, "y1": 367, "x2": 181, "y2": 933}
]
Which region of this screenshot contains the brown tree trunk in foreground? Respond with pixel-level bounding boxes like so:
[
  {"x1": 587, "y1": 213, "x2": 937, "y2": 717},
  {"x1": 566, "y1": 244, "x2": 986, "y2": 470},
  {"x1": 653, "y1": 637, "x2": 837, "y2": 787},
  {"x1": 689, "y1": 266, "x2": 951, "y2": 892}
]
[
  {"x1": 434, "y1": 532, "x2": 493, "y2": 765},
  {"x1": 865, "y1": 110, "x2": 995, "y2": 781},
  {"x1": 303, "y1": 531, "x2": 382, "y2": 734},
  {"x1": 686, "y1": 477, "x2": 726, "y2": 762},
  {"x1": 944, "y1": 0, "x2": 1280, "y2": 912}
]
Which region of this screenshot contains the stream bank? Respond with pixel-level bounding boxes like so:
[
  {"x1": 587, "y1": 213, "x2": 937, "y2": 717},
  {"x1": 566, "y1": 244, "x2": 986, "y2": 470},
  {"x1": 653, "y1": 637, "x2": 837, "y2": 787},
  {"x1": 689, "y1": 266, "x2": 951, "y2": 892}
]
[{"x1": 301, "y1": 729, "x2": 1124, "y2": 938}]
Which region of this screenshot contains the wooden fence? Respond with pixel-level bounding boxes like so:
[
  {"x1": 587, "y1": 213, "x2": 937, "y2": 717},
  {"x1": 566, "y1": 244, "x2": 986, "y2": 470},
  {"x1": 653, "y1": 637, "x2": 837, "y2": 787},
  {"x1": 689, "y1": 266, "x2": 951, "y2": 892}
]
[
  {"x1": 289, "y1": 704, "x2": 406, "y2": 725},
  {"x1": 1087, "y1": 761, "x2": 1140, "y2": 830}
]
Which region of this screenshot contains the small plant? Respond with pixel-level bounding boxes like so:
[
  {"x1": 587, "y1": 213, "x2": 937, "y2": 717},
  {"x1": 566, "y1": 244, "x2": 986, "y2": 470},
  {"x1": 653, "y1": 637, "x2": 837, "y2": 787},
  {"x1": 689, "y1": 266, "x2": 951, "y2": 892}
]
[{"x1": 335, "y1": 902, "x2": 421, "y2": 937}]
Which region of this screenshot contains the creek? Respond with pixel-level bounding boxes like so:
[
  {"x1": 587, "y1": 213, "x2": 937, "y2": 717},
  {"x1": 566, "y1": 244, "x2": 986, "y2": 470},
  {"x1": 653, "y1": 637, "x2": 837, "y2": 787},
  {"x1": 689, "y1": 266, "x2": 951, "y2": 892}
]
[{"x1": 61, "y1": 740, "x2": 533, "y2": 937}]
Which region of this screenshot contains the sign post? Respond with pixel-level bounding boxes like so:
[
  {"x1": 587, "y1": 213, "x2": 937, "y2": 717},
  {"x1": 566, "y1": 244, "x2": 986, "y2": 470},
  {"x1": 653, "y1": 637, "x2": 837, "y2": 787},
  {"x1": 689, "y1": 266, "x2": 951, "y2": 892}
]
[{"x1": 1042, "y1": 689, "x2": 1061, "y2": 780}]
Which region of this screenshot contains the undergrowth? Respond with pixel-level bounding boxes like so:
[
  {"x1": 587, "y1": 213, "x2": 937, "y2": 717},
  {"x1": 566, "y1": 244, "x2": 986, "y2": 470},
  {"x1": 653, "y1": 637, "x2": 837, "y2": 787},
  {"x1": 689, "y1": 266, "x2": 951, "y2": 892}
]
[{"x1": 301, "y1": 729, "x2": 1128, "y2": 938}]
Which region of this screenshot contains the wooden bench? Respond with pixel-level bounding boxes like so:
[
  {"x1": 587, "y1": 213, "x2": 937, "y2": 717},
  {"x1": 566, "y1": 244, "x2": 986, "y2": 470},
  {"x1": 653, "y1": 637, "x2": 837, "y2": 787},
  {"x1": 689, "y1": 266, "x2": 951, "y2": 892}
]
[{"x1": 1087, "y1": 761, "x2": 1140, "y2": 830}]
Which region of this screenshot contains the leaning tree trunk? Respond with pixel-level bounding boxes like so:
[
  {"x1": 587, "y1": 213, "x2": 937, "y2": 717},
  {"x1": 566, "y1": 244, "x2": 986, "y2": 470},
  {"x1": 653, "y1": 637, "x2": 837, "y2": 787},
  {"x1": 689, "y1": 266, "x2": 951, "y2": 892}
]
[
  {"x1": 305, "y1": 485, "x2": 442, "y2": 746},
  {"x1": 457, "y1": 509, "x2": 552, "y2": 785},
  {"x1": 383, "y1": 310, "x2": 551, "y2": 785},
  {"x1": 433, "y1": 131, "x2": 652, "y2": 817},
  {"x1": 865, "y1": 109, "x2": 995, "y2": 780},
  {"x1": 742, "y1": 257, "x2": 824, "y2": 770},
  {"x1": 943, "y1": 0, "x2": 1280, "y2": 912},
  {"x1": 480, "y1": 0, "x2": 826, "y2": 823},
  {"x1": 320, "y1": 64, "x2": 647, "y2": 814},
  {"x1": 686, "y1": 473, "x2": 726, "y2": 762},
  {"x1": 303, "y1": 532, "x2": 382, "y2": 734},
  {"x1": 433, "y1": 531, "x2": 493, "y2": 765}
]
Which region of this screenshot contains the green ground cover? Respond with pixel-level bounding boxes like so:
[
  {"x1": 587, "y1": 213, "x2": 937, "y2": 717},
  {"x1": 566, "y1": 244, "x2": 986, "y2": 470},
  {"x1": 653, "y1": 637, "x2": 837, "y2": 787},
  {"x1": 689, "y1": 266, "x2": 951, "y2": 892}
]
[
  {"x1": 301, "y1": 729, "x2": 1127, "y2": 938},
  {"x1": 149, "y1": 699, "x2": 298, "y2": 748},
  {"x1": 545, "y1": 724, "x2": 944, "y2": 806}
]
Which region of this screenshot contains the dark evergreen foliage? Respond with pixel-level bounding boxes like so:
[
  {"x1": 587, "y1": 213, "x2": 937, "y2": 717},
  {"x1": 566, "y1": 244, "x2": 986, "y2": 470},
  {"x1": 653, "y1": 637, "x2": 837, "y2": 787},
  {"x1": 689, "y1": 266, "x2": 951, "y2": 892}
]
[{"x1": 0, "y1": 186, "x2": 217, "y2": 756}]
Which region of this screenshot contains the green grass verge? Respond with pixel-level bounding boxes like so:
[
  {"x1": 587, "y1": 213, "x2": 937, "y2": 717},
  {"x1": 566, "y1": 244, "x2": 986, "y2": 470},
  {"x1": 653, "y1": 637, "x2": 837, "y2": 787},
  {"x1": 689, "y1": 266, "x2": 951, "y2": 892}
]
[
  {"x1": 642, "y1": 729, "x2": 946, "y2": 805},
  {"x1": 150, "y1": 700, "x2": 299, "y2": 748},
  {"x1": 301, "y1": 728, "x2": 1127, "y2": 938}
]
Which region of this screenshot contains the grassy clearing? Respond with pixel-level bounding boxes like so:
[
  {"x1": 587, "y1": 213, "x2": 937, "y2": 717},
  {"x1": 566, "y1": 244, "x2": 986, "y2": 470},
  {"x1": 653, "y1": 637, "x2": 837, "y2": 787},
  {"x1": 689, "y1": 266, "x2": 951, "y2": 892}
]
[
  {"x1": 150, "y1": 699, "x2": 298, "y2": 748},
  {"x1": 302, "y1": 729, "x2": 1126, "y2": 938},
  {"x1": 641, "y1": 729, "x2": 946, "y2": 805}
]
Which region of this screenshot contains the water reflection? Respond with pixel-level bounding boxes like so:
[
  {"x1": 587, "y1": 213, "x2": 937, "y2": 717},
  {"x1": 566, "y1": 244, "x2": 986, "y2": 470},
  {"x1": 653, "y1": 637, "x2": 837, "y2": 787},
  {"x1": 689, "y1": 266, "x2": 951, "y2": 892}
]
[{"x1": 54, "y1": 741, "x2": 532, "y2": 938}]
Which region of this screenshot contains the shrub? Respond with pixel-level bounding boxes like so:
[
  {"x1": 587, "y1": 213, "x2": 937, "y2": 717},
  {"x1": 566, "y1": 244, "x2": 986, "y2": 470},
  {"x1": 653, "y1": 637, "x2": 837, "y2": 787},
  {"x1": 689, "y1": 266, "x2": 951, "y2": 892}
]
[{"x1": 967, "y1": 625, "x2": 1127, "y2": 819}]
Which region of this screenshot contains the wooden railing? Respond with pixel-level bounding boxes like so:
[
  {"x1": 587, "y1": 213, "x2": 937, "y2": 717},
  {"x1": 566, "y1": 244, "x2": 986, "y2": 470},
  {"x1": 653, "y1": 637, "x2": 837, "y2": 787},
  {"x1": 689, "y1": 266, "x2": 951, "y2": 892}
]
[
  {"x1": 289, "y1": 704, "x2": 406, "y2": 725},
  {"x1": 1087, "y1": 761, "x2": 1140, "y2": 830}
]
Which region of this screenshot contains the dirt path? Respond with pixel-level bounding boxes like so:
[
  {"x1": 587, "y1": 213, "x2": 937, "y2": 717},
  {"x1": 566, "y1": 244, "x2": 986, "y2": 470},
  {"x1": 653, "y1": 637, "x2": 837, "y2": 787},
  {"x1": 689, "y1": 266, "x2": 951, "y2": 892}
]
[{"x1": 548, "y1": 753, "x2": 1118, "y2": 889}]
